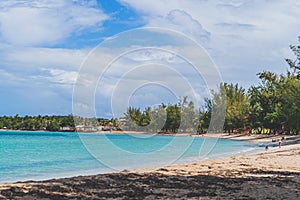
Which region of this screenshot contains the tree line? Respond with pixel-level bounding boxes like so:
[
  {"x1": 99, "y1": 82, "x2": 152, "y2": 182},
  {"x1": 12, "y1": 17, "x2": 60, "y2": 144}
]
[
  {"x1": 0, "y1": 115, "x2": 119, "y2": 132},
  {"x1": 123, "y1": 97, "x2": 199, "y2": 133}
]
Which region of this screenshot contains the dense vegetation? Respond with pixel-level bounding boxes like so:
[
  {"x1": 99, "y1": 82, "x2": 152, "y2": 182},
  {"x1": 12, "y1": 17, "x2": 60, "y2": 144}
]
[
  {"x1": 0, "y1": 115, "x2": 118, "y2": 132},
  {"x1": 1, "y1": 37, "x2": 299, "y2": 134},
  {"x1": 123, "y1": 97, "x2": 198, "y2": 133}
]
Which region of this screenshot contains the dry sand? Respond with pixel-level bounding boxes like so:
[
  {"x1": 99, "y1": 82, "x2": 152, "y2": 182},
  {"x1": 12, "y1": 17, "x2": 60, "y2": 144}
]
[{"x1": 0, "y1": 134, "x2": 299, "y2": 199}]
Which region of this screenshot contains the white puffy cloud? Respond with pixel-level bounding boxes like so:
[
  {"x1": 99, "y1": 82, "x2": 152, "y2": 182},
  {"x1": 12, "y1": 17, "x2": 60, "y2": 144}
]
[
  {"x1": 0, "y1": 0, "x2": 108, "y2": 46},
  {"x1": 1, "y1": 46, "x2": 89, "y2": 72},
  {"x1": 39, "y1": 68, "x2": 78, "y2": 85},
  {"x1": 0, "y1": 67, "x2": 75, "y2": 116},
  {"x1": 0, "y1": 46, "x2": 88, "y2": 115},
  {"x1": 0, "y1": 45, "x2": 89, "y2": 88},
  {"x1": 146, "y1": 9, "x2": 211, "y2": 42}
]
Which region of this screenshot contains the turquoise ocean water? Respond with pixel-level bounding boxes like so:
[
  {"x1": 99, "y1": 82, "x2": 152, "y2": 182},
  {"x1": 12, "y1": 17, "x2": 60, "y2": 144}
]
[{"x1": 0, "y1": 131, "x2": 259, "y2": 183}]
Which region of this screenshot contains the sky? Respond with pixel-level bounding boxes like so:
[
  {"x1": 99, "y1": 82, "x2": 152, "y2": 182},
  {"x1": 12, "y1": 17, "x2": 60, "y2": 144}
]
[{"x1": 0, "y1": 0, "x2": 300, "y2": 117}]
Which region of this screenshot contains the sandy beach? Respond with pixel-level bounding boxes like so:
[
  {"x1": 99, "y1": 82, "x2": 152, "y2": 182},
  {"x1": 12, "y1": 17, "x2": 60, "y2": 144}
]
[{"x1": 0, "y1": 134, "x2": 299, "y2": 199}]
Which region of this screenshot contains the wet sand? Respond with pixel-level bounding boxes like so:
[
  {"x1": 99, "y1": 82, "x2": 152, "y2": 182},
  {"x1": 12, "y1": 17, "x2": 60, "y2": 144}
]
[{"x1": 0, "y1": 134, "x2": 299, "y2": 199}]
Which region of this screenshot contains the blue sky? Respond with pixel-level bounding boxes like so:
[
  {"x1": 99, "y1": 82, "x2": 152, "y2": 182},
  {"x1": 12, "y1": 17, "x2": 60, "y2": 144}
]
[{"x1": 0, "y1": 0, "x2": 300, "y2": 117}]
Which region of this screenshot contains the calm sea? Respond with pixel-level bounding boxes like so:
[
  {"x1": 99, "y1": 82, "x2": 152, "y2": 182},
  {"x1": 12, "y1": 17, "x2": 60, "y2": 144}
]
[{"x1": 0, "y1": 131, "x2": 259, "y2": 183}]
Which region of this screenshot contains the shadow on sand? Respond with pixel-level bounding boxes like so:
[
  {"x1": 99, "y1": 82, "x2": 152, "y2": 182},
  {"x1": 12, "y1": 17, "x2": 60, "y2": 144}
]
[{"x1": 1, "y1": 169, "x2": 299, "y2": 200}]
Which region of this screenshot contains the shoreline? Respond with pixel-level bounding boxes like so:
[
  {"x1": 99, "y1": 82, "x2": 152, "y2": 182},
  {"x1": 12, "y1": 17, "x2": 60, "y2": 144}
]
[
  {"x1": 2, "y1": 128, "x2": 298, "y2": 139},
  {"x1": 0, "y1": 134, "x2": 299, "y2": 199}
]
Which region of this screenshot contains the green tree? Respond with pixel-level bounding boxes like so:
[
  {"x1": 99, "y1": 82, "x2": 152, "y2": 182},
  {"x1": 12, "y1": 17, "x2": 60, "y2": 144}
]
[
  {"x1": 285, "y1": 36, "x2": 300, "y2": 79},
  {"x1": 164, "y1": 104, "x2": 181, "y2": 133},
  {"x1": 221, "y1": 83, "x2": 250, "y2": 132},
  {"x1": 46, "y1": 120, "x2": 60, "y2": 131},
  {"x1": 179, "y1": 97, "x2": 197, "y2": 132}
]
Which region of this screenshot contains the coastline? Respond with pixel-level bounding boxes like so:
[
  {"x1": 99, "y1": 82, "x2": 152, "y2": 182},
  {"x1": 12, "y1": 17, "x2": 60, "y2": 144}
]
[
  {"x1": 2, "y1": 128, "x2": 298, "y2": 141},
  {"x1": 0, "y1": 134, "x2": 299, "y2": 199}
]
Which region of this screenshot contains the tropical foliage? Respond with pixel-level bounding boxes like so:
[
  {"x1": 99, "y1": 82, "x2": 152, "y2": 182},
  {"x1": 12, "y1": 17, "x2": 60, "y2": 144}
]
[
  {"x1": 0, "y1": 115, "x2": 118, "y2": 132},
  {"x1": 123, "y1": 97, "x2": 198, "y2": 133}
]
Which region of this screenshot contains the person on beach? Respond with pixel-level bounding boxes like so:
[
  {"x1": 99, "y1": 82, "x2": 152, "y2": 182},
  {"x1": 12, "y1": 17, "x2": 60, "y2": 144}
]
[
  {"x1": 278, "y1": 140, "x2": 282, "y2": 148},
  {"x1": 265, "y1": 145, "x2": 269, "y2": 151}
]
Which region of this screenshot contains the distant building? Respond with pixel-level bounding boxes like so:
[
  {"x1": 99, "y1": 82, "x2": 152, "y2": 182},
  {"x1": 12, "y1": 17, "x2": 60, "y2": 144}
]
[
  {"x1": 60, "y1": 127, "x2": 75, "y2": 132},
  {"x1": 75, "y1": 125, "x2": 98, "y2": 132}
]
